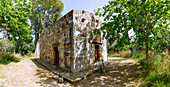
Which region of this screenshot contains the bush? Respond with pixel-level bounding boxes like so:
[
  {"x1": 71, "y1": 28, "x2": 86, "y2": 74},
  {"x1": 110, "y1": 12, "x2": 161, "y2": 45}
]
[
  {"x1": 131, "y1": 51, "x2": 145, "y2": 59},
  {"x1": 15, "y1": 41, "x2": 35, "y2": 56},
  {"x1": 0, "y1": 52, "x2": 19, "y2": 64},
  {"x1": 131, "y1": 51, "x2": 170, "y2": 86},
  {"x1": 0, "y1": 39, "x2": 15, "y2": 53},
  {"x1": 146, "y1": 72, "x2": 169, "y2": 86},
  {"x1": 147, "y1": 54, "x2": 170, "y2": 86},
  {"x1": 119, "y1": 50, "x2": 131, "y2": 58}
]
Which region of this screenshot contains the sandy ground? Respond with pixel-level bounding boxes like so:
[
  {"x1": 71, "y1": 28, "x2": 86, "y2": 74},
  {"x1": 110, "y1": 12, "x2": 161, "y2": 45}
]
[{"x1": 0, "y1": 57, "x2": 142, "y2": 87}]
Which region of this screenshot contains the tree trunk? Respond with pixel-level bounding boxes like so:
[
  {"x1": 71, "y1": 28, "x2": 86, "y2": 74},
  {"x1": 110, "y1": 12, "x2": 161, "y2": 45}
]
[
  {"x1": 3, "y1": 26, "x2": 7, "y2": 39},
  {"x1": 4, "y1": 48, "x2": 6, "y2": 52},
  {"x1": 35, "y1": 32, "x2": 39, "y2": 47},
  {"x1": 145, "y1": 40, "x2": 149, "y2": 63},
  {"x1": 100, "y1": 59, "x2": 105, "y2": 73},
  {"x1": 34, "y1": 40, "x2": 40, "y2": 56},
  {"x1": 34, "y1": 25, "x2": 40, "y2": 56},
  {"x1": 13, "y1": 49, "x2": 15, "y2": 54},
  {"x1": 7, "y1": 31, "x2": 10, "y2": 39},
  {"x1": 20, "y1": 44, "x2": 22, "y2": 55},
  {"x1": 146, "y1": 44, "x2": 149, "y2": 59},
  {"x1": 40, "y1": 8, "x2": 46, "y2": 33},
  {"x1": 139, "y1": 47, "x2": 142, "y2": 52},
  {"x1": 130, "y1": 47, "x2": 133, "y2": 56}
]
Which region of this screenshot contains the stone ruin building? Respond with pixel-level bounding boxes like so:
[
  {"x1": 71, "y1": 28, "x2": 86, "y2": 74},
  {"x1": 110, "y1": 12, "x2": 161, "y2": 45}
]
[{"x1": 39, "y1": 9, "x2": 107, "y2": 81}]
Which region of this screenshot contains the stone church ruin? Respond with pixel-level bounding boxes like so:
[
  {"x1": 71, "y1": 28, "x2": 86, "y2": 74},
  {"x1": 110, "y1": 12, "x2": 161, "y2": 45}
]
[{"x1": 38, "y1": 9, "x2": 107, "y2": 82}]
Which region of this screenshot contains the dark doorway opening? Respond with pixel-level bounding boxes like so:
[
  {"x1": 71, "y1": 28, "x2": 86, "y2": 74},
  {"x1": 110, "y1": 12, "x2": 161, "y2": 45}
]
[
  {"x1": 95, "y1": 45, "x2": 99, "y2": 62},
  {"x1": 54, "y1": 47, "x2": 59, "y2": 66}
]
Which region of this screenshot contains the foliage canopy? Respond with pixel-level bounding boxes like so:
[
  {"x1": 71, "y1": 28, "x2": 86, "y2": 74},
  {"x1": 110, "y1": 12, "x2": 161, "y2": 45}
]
[
  {"x1": 30, "y1": 0, "x2": 64, "y2": 45},
  {"x1": 0, "y1": 0, "x2": 33, "y2": 55},
  {"x1": 96, "y1": 0, "x2": 170, "y2": 60},
  {"x1": 0, "y1": 0, "x2": 32, "y2": 41}
]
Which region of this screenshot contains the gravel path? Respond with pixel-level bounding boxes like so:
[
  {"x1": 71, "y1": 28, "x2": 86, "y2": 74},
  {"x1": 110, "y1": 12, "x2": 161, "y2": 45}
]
[{"x1": 0, "y1": 57, "x2": 142, "y2": 87}]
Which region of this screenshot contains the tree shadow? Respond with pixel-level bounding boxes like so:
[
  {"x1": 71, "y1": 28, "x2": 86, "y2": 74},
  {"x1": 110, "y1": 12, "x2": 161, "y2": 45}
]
[
  {"x1": 72, "y1": 58, "x2": 142, "y2": 87},
  {"x1": 31, "y1": 58, "x2": 71, "y2": 86},
  {"x1": 31, "y1": 58, "x2": 142, "y2": 87},
  {"x1": 31, "y1": 59, "x2": 48, "y2": 70},
  {"x1": 31, "y1": 59, "x2": 54, "y2": 86},
  {"x1": 107, "y1": 58, "x2": 128, "y2": 62}
]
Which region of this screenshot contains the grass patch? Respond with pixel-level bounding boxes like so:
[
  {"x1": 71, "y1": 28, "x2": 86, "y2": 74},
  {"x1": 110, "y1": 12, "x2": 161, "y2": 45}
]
[
  {"x1": 130, "y1": 51, "x2": 170, "y2": 86},
  {"x1": 108, "y1": 53, "x2": 120, "y2": 57},
  {"x1": 0, "y1": 83, "x2": 5, "y2": 87},
  {"x1": 0, "y1": 65, "x2": 6, "y2": 79},
  {"x1": 0, "y1": 52, "x2": 20, "y2": 64},
  {"x1": 146, "y1": 54, "x2": 170, "y2": 86},
  {"x1": 0, "y1": 71, "x2": 6, "y2": 79},
  {"x1": 108, "y1": 50, "x2": 131, "y2": 58},
  {"x1": 13, "y1": 53, "x2": 36, "y2": 58}
]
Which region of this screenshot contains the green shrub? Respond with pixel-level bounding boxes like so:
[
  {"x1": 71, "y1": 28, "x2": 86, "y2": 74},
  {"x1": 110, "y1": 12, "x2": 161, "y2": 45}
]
[
  {"x1": 0, "y1": 52, "x2": 19, "y2": 64},
  {"x1": 15, "y1": 42, "x2": 35, "y2": 56},
  {"x1": 147, "y1": 73, "x2": 169, "y2": 86},
  {"x1": 148, "y1": 54, "x2": 170, "y2": 86},
  {"x1": 130, "y1": 51, "x2": 170, "y2": 86},
  {"x1": 131, "y1": 51, "x2": 145, "y2": 59},
  {"x1": 0, "y1": 39, "x2": 15, "y2": 53}
]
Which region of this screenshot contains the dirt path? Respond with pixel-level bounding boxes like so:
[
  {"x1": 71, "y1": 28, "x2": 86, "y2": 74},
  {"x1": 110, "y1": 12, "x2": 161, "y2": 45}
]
[{"x1": 0, "y1": 57, "x2": 142, "y2": 87}]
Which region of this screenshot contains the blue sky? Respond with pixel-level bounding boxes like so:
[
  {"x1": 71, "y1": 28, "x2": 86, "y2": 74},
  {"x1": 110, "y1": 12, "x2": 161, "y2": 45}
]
[{"x1": 61, "y1": 0, "x2": 109, "y2": 16}]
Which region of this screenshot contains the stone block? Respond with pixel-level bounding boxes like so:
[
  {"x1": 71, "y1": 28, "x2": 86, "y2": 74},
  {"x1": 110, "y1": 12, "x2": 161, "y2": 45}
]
[
  {"x1": 58, "y1": 77, "x2": 64, "y2": 83},
  {"x1": 53, "y1": 75, "x2": 59, "y2": 80}
]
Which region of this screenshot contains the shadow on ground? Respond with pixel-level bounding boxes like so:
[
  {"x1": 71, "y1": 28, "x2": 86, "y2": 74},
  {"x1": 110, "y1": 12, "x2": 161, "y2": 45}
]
[
  {"x1": 31, "y1": 58, "x2": 142, "y2": 87},
  {"x1": 31, "y1": 59, "x2": 60, "y2": 86}
]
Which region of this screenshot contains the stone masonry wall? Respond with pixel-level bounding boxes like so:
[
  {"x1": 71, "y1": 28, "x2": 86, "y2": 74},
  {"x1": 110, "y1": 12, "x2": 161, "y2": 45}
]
[
  {"x1": 39, "y1": 10, "x2": 74, "y2": 70},
  {"x1": 39, "y1": 9, "x2": 107, "y2": 73},
  {"x1": 72, "y1": 10, "x2": 106, "y2": 72}
]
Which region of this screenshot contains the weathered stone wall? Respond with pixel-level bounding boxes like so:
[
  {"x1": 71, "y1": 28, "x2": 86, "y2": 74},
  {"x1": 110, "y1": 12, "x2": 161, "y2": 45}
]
[
  {"x1": 39, "y1": 10, "x2": 74, "y2": 70},
  {"x1": 39, "y1": 9, "x2": 107, "y2": 73},
  {"x1": 72, "y1": 10, "x2": 106, "y2": 72}
]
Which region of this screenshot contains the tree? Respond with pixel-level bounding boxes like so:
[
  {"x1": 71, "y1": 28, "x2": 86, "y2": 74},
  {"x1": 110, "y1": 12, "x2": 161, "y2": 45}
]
[
  {"x1": 0, "y1": 0, "x2": 32, "y2": 54},
  {"x1": 0, "y1": 0, "x2": 32, "y2": 40},
  {"x1": 96, "y1": 0, "x2": 170, "y2": 62},
  {"x1": 0, "y1": 39, "x2": 15, "y2": 53},
  {"x1": 30, "y1": 0, "x2": 63, "y2": 46}
]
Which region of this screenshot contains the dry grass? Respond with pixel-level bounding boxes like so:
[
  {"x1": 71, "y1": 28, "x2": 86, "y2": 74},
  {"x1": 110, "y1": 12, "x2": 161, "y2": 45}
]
[
  {"x1": 13, "y1": 53, "x2": 37, "y2": 58},
  {"x1": 108, "y1": 50, "x2": 131, "y2": 58},
  {"x1": 119, "y1": 51, "x2": 131, "y2": 58},
  {"x1": 0, "y1": 65, "x2": 5, "y2": 79},
  {"x1": 108, "y1": 53, "x2": 120, "y2": 57}
]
